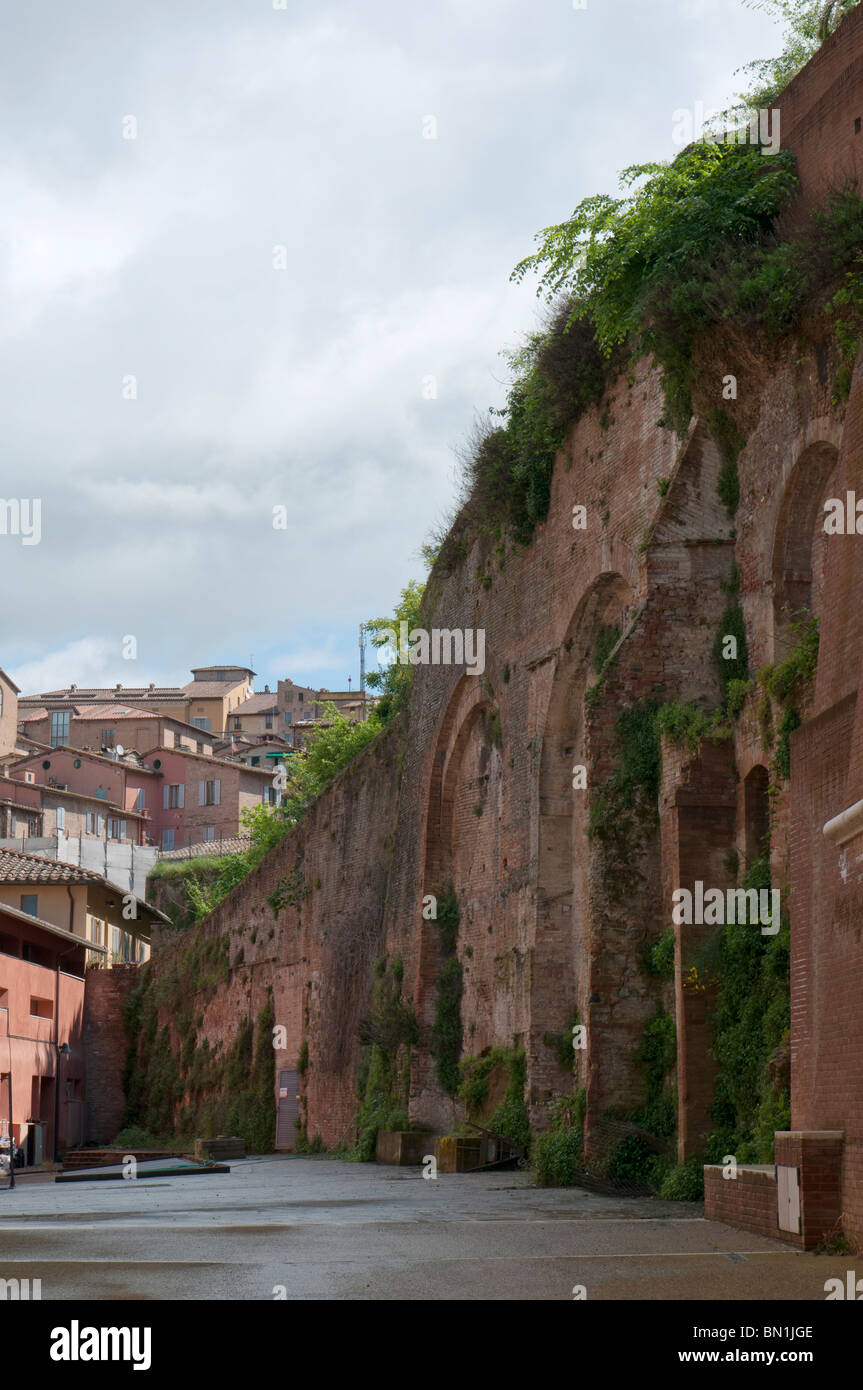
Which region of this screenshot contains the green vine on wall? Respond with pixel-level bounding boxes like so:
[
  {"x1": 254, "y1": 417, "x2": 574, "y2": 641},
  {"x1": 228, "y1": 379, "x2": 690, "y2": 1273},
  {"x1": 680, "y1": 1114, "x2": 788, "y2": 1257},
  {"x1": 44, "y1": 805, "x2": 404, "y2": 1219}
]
[
  {"x1": 354, "y1": 954, "x2": 419, "y2": 1162},
  {"x1": 705, "y1": 856, "x2": 791, "y2": 1164},
  {"x1": 707, "y1": 407, "x2": 747, "y2": 514},
  {"x1": 123, "y1": 958, "x2": 276, "y2": 1152},
  {"x1": 268, "y1": 863, "x2": 310, "y2": 915},
  {"x1": 458, "y1": 1046, "x2": 531, "y2": 1151},
  {"x1": 430, "y1": 887, "x2": 463, "y2": 1096},
  {"x1": 757, "y1": 615, "x2": 819, "y2": 781}
]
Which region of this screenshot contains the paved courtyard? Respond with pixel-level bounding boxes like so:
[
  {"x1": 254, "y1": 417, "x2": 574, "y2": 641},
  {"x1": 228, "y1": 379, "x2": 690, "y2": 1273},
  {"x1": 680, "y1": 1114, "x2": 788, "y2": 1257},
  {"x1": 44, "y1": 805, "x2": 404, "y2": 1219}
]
[{"x1": 0, "y1": 1157, "x2": 847, "y2": 1300}]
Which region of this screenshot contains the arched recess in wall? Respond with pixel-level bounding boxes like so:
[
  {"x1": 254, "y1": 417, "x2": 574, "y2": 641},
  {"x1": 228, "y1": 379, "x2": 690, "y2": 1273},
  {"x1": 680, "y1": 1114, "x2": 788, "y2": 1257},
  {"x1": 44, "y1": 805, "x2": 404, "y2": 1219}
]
[
  {"x1": 532, "y1": 571, "x2": 636, "y2": 1095},
  {"x1": 421, "y1": 679, "x2": 504, "y2": 1058},
  {"x1": 743, "y1": 764, "x2": 770, "y2": 872},
  {"x1": 771, "y1": 439, "x2": 840, "y2": 659},
  {"x1": 423, "y1": 679, "x2": 500, "y2": 889}
]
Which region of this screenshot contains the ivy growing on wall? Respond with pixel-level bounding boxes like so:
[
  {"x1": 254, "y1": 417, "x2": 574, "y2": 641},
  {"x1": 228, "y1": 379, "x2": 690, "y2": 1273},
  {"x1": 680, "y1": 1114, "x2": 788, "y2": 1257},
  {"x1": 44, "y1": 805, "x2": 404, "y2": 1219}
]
[
  {"x1": 704, "y1": 856, "x2": 791, "y2": 1164},
  {"x1": 758, "y1": 615, "x2": 820, "y2": 781},
  {"x1": 123, "y1": 956, "x2": 276, "y2": 1152},
  {"x1": 430, "y1": 887, "x2": 463, "y2": 1096},
  {"x1": 458, "y1": 1046, "x2": 531, "y2": 1151},
  {"x1": 354, "y1": 954, "x2": 419, "y2": 1162}
]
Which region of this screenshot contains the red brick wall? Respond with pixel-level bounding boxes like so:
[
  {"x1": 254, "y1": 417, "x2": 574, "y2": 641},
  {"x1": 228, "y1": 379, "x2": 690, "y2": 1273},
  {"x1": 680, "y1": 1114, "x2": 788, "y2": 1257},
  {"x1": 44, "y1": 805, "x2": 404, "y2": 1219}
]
[
  {"x1": 109, "y1": 25, "x2": 863, "y2": 1234},
  {"x1": 705, "y1": 1165, "x2": 782, "y2": 1241},
  {"x1": 83, "y1": 965, "x2": 140, "y2": 1144}
]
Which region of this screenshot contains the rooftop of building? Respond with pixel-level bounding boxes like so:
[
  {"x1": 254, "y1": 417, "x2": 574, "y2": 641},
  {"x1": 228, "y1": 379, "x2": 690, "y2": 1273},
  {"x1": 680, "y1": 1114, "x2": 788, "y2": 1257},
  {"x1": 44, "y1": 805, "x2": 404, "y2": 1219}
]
[
  {"x1": 230, "y1": 691, "x2": 279, "y2": 714},
  {"x1": 183, "y1": 679, "x2": 250, "y2": 698},
  {"x1": 158, "y1": 834, "x2": 254, "y2": 860},
  {"x1": 10, "y1": 745, "x2": 159, "y2": 775},
  {"x1": 139, "y1": 745, "x2": 274, "y2": 775},
  {"x1": 190, "y1": 665, "x2": 256, "y2": 679},
  {"x1": 0, "y1": 847, "x2": 166, "y2": 925},
  {"x1": 0, "y1": 846, "x2": 114, "y2": 885},
  {"x1": 19, "y1": 686, "x2": 185, "y2": 705}
]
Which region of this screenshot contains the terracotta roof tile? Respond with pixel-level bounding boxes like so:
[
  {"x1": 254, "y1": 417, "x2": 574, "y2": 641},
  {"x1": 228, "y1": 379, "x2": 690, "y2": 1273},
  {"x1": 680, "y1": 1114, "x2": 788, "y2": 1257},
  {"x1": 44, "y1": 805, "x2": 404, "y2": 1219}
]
[{"x1": 0, "y1": 847, "x2": 107, "y2": 885}]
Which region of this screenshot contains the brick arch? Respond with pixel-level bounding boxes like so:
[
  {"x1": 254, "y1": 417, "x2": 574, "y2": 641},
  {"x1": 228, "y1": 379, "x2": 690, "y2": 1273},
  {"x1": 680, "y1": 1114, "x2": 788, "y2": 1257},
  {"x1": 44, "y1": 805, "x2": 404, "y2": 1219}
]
[
  {"x1": 422, "y1": 676, "x2": 499, "y2": 886},
  {"x1": 743, "y1": 763, "x2": 770, "y2": 871},
  {"x1": 412, "y1": 678, "x2": 504, "y2": 1127},
  {"x1": 772, "y1": 435, "x2": 841, "y2": 657},
  {"x1": 530, "y1": 570, "x2": 637, "y2": 1110}
]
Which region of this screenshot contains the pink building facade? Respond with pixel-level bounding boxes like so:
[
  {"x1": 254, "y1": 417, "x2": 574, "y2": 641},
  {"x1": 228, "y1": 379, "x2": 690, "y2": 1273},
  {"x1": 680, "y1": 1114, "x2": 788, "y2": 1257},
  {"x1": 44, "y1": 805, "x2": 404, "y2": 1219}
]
[{"x1": 0, "y1": 904, "x2": 93, "y2": 1161}]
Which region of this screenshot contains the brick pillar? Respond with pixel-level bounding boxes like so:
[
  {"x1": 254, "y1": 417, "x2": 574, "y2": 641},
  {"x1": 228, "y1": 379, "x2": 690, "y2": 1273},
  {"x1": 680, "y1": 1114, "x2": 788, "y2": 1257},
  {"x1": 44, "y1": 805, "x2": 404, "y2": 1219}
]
[
  {"x1": 83, "y1": 965, "x2": 140, "y2": 1144},
  {"x1": 662, "y1": 739, "x2": 737, "y2": 1161},
  {"x1": 775, "y1": 1130, "x2": 844, "y2": 1249}
]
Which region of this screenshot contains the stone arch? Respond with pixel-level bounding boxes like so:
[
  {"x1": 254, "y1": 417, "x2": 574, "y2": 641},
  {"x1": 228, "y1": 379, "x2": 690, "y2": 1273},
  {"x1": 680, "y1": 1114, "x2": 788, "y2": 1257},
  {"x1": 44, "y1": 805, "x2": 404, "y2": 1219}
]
[
  {"x1": 772, "y1": 437, "x2": 841, "y2": 658},
  {"x1": 531, "y1": 571, "x2": 637, "y2": 1108}
]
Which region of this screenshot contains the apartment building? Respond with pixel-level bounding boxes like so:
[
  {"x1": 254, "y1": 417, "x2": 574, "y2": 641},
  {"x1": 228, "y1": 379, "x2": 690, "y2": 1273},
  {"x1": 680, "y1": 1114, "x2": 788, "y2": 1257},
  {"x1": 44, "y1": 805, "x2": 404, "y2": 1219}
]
[
  {"x1": 142, "y1": 746, "x2": 275, "y2": 850},
  {"x1": 215, "y1": 735, "x2": 294, "y2": 768},
  {"x1": 0, "y1": 847, "x2": 165, "y2": 967},
  {"x1": 17, "y1": 664, "x2": 255, "y2": 741},
  {"x1": 184, "y1": 666, "x2": 255, "y2": 737},
  {"x1": 19, "y1": 705, "x2": 215, "y2": 757},
  {"x1": 275, "y1": 679, "x2": 373, "y2": 747},
  {"x1": 0, "y1": 668, "x2": 20, "y2": 761},
  {"x1": 9, "y1": 748, "x2": 160, "y2": 833},
  {"x1": 0, "y1": 773, "x2": 157, "y2": 898},
  {"x1": 0, "y1": 899, "x2": 94, "y2": 1159},
  {"x1": 225, "y1": 687, "x2": 279, "y2": 738},
  {"x1": 0, "y1": 842, "x2": 166, "y2": 1160}
]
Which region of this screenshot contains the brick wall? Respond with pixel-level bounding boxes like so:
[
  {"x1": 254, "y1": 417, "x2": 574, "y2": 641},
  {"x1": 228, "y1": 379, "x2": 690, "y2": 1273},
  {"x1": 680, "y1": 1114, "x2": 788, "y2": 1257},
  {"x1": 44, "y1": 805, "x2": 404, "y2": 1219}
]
[
  {"x1": 705, "y1": 1165, "x2": 782, "y2": 1242},
  {"x1": 83, "y1": 964, "x2": 140, "y2": 1143},
  {"x1": 91, "y1": 17, "x2": 863, "y2": 1252}
]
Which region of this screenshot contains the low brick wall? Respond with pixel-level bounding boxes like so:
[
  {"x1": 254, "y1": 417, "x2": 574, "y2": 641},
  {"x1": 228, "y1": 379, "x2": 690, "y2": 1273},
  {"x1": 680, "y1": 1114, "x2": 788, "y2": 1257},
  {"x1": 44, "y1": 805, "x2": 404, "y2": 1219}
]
[
  {"x1": 63, "y1": 1148, "x2": 176, "y2": 1170},
  {"x1": 704, "y1": 1164, "x2": 784, "y2": 1242}
]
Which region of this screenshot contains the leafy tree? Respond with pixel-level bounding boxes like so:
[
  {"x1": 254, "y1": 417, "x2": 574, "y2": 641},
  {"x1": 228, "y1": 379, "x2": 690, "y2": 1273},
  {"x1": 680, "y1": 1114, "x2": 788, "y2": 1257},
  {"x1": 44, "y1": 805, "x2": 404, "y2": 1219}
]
[
  {"x1": 511, "y1": 144, "x2": 798, "y2": 358},
  {"x1": 363, "y1": 579, "x2": 425, "y2": 720},
  {"x1": 731, "y1": 1, "x2": 860, "y2": 112}
]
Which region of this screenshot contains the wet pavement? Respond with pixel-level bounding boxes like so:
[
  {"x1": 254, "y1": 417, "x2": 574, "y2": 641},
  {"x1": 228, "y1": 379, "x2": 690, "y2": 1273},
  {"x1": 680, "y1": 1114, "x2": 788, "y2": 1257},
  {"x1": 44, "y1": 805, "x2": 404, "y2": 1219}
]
[{"x1": 0, "y1": 1156, "x2": 848, "y2": 1300}]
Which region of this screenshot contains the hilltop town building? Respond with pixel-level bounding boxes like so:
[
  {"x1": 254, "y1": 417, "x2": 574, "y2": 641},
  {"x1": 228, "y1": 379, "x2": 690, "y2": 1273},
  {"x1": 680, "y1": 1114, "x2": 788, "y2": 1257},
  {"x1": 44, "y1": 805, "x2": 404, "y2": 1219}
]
[{"x1": 18, "y1": 706, "x2": 215, "y2": 757}]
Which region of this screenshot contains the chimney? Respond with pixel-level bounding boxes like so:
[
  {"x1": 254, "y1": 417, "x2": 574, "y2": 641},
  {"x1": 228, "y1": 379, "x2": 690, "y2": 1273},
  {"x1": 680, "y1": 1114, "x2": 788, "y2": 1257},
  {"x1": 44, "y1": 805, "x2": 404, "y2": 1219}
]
[
  {"x1": 115, "y1": 683, "x2": 122, "y2": 691},
  {"x1": 70, "y1": 684, "x2": 77, "y2": 693}
]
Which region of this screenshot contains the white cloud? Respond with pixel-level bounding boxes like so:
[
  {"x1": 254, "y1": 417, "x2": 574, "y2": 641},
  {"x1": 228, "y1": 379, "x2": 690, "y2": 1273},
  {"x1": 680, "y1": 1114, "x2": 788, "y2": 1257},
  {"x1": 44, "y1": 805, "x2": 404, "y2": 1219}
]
[
  {"x1": 0, "y1": 0, "x2": 783, "y2": 692},
  {"x1": 10, "y1": 637, "x2": 171, "y2": 698}
]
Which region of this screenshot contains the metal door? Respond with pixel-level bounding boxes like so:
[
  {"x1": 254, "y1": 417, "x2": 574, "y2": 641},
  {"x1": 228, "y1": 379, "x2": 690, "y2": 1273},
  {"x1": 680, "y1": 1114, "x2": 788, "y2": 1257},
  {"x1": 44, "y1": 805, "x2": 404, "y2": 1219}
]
[
  {"x1": 777, "y1": 1164, "x2": 801, "y2": 1233},
  {"x1": 275, "y1": 1069, "x2": 300, "y2": 1151}
]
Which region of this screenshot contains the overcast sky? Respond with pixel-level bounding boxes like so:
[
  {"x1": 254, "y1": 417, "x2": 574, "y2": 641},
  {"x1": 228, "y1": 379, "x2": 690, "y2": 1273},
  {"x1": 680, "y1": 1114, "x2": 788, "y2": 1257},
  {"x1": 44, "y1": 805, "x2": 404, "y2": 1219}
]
[{"x1": 0, "y1": 0, "x2": 783, "y2": 697}]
